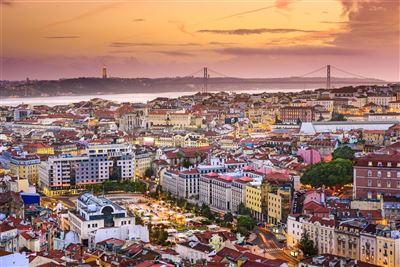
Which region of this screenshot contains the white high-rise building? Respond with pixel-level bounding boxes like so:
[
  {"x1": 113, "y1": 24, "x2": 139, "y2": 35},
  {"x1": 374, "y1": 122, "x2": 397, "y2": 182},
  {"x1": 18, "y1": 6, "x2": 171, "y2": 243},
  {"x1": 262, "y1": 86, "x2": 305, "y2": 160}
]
[{"x1": 39, "y1": 143, "x2": 135, "y2": 195}]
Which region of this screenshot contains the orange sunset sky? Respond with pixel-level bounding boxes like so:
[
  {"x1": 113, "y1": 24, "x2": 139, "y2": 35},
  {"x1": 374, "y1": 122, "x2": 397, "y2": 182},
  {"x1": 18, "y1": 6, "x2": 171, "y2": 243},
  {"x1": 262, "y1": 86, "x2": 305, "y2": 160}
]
[{"x1": 1, "y1": 0, "x2": 399, "y2": 81}]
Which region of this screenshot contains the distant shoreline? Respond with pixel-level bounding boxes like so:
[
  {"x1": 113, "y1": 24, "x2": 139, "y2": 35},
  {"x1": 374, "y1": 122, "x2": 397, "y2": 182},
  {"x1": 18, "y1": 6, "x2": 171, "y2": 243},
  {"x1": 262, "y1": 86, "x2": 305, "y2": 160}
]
[{"x1": 0, "y1": 76, "x2": 388, "y2": 100}]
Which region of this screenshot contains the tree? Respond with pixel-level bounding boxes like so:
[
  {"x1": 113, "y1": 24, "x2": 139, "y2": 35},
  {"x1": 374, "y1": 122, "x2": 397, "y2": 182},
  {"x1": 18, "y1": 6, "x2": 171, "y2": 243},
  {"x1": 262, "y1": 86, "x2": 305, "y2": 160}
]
[
  {"x1": 134, "y1": 213, "x2": 144, "y2": 225},
  {"x1": 300, "y1": 158, "x2": 353, "y2": 187},
  {"x1": 332, "y1": 146, "x2": 355, "y2": 161},
  {"x1": 236, "y1": 215, "x2": 255, "y2": 236},
  {"x1": 224, "y1": 212, "x2": 234, "y2": 223},
  {"x1": 150, "y1": 226, "x2": 169, "y2": 245},
  {"x1": 182, "y1": 159, "x2": 192, "y2": 169},
  {"x1": 144, "y1": 167, "x2": 154, "y2": 178},
  {"x1": 274, "y1": 114, "x2": 282, "y2": 124},
  {"x1": 330, "y1": 112, "x2": 347, "y2": 121},
  {"x1": 157, "y1": 228, "x2": 169, "y2": 245},
  {"x1": 200, "y1": 204, "x2": 212, "y2": 218},
  {"x1": 238, "y1": 202, "x2": 251, "y2": 216},
  {"x1": 298, "y1": 231, "x2": 318, "y2": 257}
]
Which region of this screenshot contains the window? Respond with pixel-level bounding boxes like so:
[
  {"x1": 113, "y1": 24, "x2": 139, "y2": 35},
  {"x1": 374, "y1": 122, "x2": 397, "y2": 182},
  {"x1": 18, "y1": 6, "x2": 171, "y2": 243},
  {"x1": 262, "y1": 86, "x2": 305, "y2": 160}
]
[
  {"x1": 377, "y1": 162, "x2": 383, "y2": 167},
  {"x1": 387, "y1": 181, "x2": 391, "y2": 188},
  {"x1": 367, "y1": 192, "x2": 372, "y2": 199},
  {"x1": 368, "y1": 180, "x2": 372, "y2": 187},
  {"x1": 387, "y1": 172, "x2": 391, "y2": 178},
  {"x1": 377, "y1": 180, "x2": 381, "y2": 187},
  {"x1": 368, "y1": 161, "x2": 373, "y2": 166},
  {"x1": 377, "y1": 171, "x2": 382, "y2": 178},
  {"x1": 368, "y1": 170, "x2": 372, "y2": 177}
]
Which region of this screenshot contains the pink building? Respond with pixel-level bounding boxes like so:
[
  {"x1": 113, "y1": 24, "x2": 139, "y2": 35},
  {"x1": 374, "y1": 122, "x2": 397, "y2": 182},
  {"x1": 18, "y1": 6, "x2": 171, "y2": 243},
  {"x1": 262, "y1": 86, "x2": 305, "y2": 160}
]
[
  {"x1": 297, "y1": 148, "x2": 321, "y2": 165},
  {"x1": 304, "y1": 189, "x2": 326, "y2": 206}
]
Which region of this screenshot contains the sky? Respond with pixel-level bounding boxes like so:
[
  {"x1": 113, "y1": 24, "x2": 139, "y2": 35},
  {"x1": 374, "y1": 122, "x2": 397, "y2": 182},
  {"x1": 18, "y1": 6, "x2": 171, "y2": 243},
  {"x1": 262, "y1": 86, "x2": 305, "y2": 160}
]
[{"x1": 1, "y1": 0, "x2": 399, "y2": 81}]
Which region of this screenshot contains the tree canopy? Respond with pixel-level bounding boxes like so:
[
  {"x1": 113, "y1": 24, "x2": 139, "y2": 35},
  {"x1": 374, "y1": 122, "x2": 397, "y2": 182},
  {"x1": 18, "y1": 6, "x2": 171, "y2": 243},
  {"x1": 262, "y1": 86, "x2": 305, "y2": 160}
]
[
  {"x1": 238, "y1": 202, "x2": 252, "y2": 216},
  {"x1": 236, "y1": 215, "x2": 255, "y2": 236},
  {"x1": 224, "y1": 212, "x2": 234, "y2": 223},
  {"x1": 332, "y1": 146, "x2": 355, "y2": 160},
  {"x1": 144, "y1": 167, "x2": 154, "y2": 178},
  {"x1": 87, "y1": 180, "x2": 147, "y2": 194},
  {"x1": 200, "y1": 203, "x2": 212, "y2": 218},
  {"x1": 149, "y1": 225, "x2": 169, "y2": 245},
  {"x1": 330, "y1": 112, "x2": 347, "y2": 121},
  {"x1": 300, "y1": 158, "x2": 353, "y2": 187},
  {"x1": 298, "y1": 231, "x2": 318, "y2": 257}
]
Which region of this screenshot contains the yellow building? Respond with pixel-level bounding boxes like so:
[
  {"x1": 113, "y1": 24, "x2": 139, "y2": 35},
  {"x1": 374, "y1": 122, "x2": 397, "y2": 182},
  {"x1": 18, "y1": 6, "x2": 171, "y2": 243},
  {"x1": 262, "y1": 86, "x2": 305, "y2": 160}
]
[
  {"x1": 267, "y1": 187, "x2": 291, "y2": 225},
  {"x1": 183, "y1": 133, "x2": 209, "y2": 148},
  {"x1": 376, "y1": 234, "x2": 400, "y2": 267},
  {"x1": 148, "y1": 109, "x2": 192, "y2": 129},
  {"x1": 155, "y1": 134, "x2": 184, "y2": 147},
  {"x1": 24, "y1": 143, "x2": 54, "y2": 155},
  {"x1": 363, "y1": 130, "x2": 385, "y2": 145},
  {"x1": 135, "y1": 151, "x2": 153, "y2": 178},
  {"x1": 10, "y1": 154, "x2": 41, "y2": 185},
  {"x1": 245, "y1": 184, "x2": 264, "y2": 220}
]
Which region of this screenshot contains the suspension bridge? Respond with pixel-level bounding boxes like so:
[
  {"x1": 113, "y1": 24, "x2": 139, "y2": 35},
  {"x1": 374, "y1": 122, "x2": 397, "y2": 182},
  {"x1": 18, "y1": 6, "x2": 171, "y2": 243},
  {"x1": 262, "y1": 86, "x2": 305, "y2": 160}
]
[{"x1": 186, "y1": 65, "x2": 380, "y2": 93}]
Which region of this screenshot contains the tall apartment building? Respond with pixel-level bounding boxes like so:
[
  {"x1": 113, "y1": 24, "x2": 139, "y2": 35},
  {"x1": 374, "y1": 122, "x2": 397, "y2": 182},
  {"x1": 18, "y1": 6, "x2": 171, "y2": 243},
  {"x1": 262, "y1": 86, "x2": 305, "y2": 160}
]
[
  {"x1": 353, "y1": 150, "x2": 400, "y2": 200},
  {"x1": 210, "y1": 175, "x2": 233, "y2": 211},
  {"x1": 231, "y1": 177, "x2": 253, "y2": 213},
  {"x1": 245, "y1": 183, "x2": 264, "y2": 220},
  {"x1": 135, "y1": 151, "x2": 154, "y2": 178},
  {"x1": 39, "y1": 143, "x2": 135, "y2": 196},
  {"x1": 10, "y1": 153, "x2": 41, "y2": 185},
  {"x1": 266, "y1": 186, "x2": 291, "y2": 225}
]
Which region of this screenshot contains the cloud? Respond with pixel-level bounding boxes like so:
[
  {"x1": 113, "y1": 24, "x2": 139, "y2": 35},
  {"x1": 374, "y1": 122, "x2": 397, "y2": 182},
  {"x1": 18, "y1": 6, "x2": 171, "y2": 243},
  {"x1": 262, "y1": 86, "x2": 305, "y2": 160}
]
[
  {"x1": 320, "y1": 21, "x2": 347, "y2": 24},
  {"x1": 43, "y1": 36, "x2": 80, "y2": 39},
  {"x1": 208, "y1": 41, "x2": 238, "y2": 45},
  {"x1": 109, "y1": 50, "x2": 136, "y2": 54},
  {"x1": 198, "y1": 28, "x2": 317, "y2": 35},
  {"x1": 110, "y1": 42, "x2": 161, "y2": 47},
  {"x1": 216, "y1": 0, "x2": 294, "y2": 20},
  {"x1": 109, "y1": 42, "x2": 199, "y2": 48},
  {"x1": 1, "y1": 0, "x2": 14, "y2": 6},
  {"x1": 156, "y1": 51, "x2": 194, "y2": 57},
  {"x1": 333, "y1": 0, "x2": 400, "y2": 50},
  {"x1": 216, "y1": 46, "x2": 363, "y2": 57}
]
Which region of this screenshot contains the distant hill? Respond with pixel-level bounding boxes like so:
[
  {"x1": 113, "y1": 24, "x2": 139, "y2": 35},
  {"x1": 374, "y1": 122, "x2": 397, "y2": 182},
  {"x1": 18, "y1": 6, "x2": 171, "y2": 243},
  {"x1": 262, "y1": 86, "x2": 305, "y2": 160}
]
[{"x1": 0, "y1": 76, "x2": 387, "y2": 98}]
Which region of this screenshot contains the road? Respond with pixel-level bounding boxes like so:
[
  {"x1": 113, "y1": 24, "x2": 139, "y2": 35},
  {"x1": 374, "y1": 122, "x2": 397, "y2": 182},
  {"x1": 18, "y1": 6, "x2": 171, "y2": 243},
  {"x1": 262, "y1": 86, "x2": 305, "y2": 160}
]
[{"x1": 256, "y1": 227, "x2": 299, "y2": 267}]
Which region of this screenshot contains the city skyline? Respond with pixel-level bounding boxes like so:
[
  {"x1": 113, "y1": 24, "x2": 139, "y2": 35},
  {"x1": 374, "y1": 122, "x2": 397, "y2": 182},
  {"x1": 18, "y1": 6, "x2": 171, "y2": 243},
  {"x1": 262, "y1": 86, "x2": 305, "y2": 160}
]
[{"x1": 2, "y1": 0, "x2": 399, "y2": 81}]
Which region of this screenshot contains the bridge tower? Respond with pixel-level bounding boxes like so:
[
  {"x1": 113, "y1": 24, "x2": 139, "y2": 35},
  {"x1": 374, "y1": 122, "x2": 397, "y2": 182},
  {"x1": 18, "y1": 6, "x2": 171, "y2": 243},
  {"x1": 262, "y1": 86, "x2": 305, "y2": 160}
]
[
  {"x1": 326, "y1": 64, "x2": 331, "y2": 90},
  {"x1": 203, "y1": 67, "x2": 208, "y2": 93}
]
